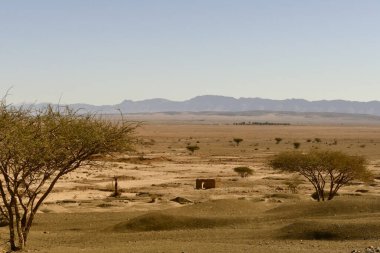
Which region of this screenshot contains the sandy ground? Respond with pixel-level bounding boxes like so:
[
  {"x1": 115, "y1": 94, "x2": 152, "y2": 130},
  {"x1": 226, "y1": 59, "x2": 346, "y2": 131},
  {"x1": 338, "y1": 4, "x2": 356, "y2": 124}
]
[{"x1": 2, "y1": 121, "x2": 380, "y2": 252}]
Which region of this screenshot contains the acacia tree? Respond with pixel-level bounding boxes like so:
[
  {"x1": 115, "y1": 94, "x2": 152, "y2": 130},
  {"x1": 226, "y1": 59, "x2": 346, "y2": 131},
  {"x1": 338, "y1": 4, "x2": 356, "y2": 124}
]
[
  {"x1": 233, "y1": 138, "x2": 243, "y2": 146},
  {"x1": 268, "y1": 150, "x2": 372, "y2": 201},
  {"x1": 233, "y1": 166, "x2": 253, "y2": 178},
  {"x1": 0, "y1": 101, "x2": 136, "y2": 251}
]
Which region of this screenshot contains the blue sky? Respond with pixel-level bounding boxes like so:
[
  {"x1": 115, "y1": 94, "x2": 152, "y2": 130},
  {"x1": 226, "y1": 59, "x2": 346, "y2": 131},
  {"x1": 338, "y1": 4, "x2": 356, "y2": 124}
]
[{"x1": 1, "y1": 0, "x2": 379, "y2": 105}]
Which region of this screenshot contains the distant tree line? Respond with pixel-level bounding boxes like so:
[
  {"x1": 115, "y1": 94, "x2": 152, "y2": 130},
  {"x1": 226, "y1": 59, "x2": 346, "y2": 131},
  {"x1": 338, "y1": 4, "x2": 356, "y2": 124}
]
[{"x1": 233, "y1": 121, "x2": 291, "y2": 126}]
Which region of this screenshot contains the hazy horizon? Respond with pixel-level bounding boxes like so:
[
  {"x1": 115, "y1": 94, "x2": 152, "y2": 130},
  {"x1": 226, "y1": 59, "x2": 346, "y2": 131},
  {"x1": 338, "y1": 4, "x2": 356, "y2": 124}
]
[
  {"x1": 7, "y1": 94, "x2": 380, "y2": 106},
  {"x1": 1, "y1": 1, "x2": 380, "y2": 105}
]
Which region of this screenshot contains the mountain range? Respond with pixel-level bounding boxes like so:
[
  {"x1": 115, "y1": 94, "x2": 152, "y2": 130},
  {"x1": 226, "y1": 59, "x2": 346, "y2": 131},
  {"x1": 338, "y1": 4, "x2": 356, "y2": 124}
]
[{"x1": 60, "y1": 95, "x2": 380, "y2": 116}]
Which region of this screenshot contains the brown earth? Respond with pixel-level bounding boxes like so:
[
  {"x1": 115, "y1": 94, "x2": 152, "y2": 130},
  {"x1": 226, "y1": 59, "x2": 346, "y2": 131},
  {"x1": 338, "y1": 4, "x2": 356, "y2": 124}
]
[{"x1": 2, "y1": 116, "x2": 380, "y2": 253}]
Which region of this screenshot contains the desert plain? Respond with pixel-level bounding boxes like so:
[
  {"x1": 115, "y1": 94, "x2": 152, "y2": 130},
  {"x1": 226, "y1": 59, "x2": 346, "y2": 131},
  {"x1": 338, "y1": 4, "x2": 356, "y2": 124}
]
[{"x1": 4, "y1": 112, "x2": 380, "y2": 253}]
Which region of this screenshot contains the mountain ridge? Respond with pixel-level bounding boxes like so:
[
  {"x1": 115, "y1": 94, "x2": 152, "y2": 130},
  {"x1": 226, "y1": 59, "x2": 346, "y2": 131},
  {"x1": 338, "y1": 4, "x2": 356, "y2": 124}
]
[{"x1": 34, "y1": 95, "x2": 380, "y2": 116}]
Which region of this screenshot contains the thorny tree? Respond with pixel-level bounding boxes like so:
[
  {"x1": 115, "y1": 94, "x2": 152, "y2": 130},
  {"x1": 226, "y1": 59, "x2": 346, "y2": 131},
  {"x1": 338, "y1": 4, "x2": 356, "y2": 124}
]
[
  {"x1": 269, "y1": 150, "x2": 372, "y2": 201},
  {"x1": 0, "y1": 101, "x2": 136, "y2": 251}
]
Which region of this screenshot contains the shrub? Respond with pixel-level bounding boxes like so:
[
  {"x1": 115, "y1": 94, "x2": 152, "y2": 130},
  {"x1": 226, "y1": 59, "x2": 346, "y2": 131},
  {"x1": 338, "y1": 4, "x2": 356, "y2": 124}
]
[
  {"x1": 233, "y1": 138, "x2": 243, "y2": 146},
  {"x1": 293, "y1": 142, "x2": 301, "y2": 149},
  {"x1": 311, "y1": 191, "x2": 339, "y2": 200},
  {"x1": 186, "y1": 145, "x2": 200, "y2": 154},
  {"x1": 233, "y1": 166, "x2": 253, "y2": 178},
  {"x1": 275, "y1": 137, "x2": 283, "y2": 144}
]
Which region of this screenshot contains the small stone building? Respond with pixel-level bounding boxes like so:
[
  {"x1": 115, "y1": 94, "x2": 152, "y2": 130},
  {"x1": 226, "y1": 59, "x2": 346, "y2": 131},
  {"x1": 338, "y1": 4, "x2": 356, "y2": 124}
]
[{"x1": 196, "y1": 179, "x2": 216, "y2": 189}]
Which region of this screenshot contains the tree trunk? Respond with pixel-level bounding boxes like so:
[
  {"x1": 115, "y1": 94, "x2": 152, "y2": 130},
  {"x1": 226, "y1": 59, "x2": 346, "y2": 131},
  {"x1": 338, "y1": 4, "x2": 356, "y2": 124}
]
[
  {"x1": 16, "y1": 219, "x2": 25, "y2": 250},
  {"x1": 8, "y1": 220, "x2": 17, "y2": 251},
  {"x1": 314, "y1": 182, "x2": 324, "y2": 201},
  {"x1": 114, "y1": 177, "x2": 119, "y2": 197},
  {"x1": 328, "y1": 182, "x2": 335, "y2": 200}
]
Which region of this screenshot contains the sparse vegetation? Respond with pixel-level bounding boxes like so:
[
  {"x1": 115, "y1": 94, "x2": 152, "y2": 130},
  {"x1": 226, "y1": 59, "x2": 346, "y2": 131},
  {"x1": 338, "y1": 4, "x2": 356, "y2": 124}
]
[
  {"x1": 233, "y1": 166, "x2": 253, "y2": 178},
  {"x1": 275, "y1": 137, "x2": 283, "y2": 144},
  {"x1": 269, "y1": 150, "x2": 372, "y2": 201},
  {"x1": 284, "y1": 175, "x2": 303, "y2": 194},
  {"x1": 233, "y1": 121, "x2": 290, "y2": 126},
  {"x1": 233, "y1": 138, "x2": 243, "y2": 146},
  {"x1": 293, "y1": 142, "x2": 301, "y2": 149},
  {"x1": 186, "y1": 145, "x2": 200, "y2": 154}
]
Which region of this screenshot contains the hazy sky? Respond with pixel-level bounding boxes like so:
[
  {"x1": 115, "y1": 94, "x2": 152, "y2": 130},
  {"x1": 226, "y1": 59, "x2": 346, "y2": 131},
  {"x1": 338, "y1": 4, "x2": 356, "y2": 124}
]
[{"x1": 1, "y1": 1, "x2": 379, "y2": 105}]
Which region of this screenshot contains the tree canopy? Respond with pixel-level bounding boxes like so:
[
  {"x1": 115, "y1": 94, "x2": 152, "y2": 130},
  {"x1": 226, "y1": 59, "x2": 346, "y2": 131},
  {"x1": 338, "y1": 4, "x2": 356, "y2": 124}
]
[
  {"x1": 233, "y1": 138, "x2": 243, "y2": 146},
  {"x1": 0, "y1": 101, "x2": 136, "y2": 251},
  {"x1": 233, "y1": 167, "x2": 253, "y2": 178},
  {"x1": 268, "y1": 150, "x2": 372, "y2": 201}
]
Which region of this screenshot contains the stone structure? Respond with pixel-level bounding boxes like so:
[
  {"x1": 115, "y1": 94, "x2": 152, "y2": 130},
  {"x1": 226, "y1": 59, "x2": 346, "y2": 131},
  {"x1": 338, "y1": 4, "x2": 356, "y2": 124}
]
[{"x1": 195, "y1": 179, "x2": 216, "y2": 189}]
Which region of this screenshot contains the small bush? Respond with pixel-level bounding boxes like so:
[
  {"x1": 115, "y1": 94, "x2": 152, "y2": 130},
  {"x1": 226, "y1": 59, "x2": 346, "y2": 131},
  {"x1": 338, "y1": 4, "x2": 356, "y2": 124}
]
[
  {"x1": 311, "y1": 191, "x2": 339, "y2": 200},
  {"x1": 233, "y1": 166, "x2": 253, "y2": 178},
  {"x1": 275, "y1": 138, "x2": 283, "y2": 144},
  {"x1": 233, "y1": 138, "x2": 243, "y2": 146},
  {"x1": 186, "y1": 145, "x2": 200, "y2": 154},
  {"x1": 293, "y1": 142, "x2": 301, "y2": 149}
]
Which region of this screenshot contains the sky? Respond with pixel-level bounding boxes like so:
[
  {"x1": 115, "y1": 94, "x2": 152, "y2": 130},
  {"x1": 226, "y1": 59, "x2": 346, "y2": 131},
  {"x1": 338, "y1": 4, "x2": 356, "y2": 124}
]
[{"x1": 1, "y1": 0, "x2": 380, "y2": 105}]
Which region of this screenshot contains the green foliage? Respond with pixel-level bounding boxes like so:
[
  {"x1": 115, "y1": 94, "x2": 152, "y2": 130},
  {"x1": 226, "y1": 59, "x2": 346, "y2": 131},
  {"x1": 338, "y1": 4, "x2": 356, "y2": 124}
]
[
  {"x1": 269, "y1": 150, "x2": 372, "y2": 201},
  {"x1": 186, "y1": 145, "x2": 200, "y2": 154},
  {"x1": 0, "y1": 101, "x2": 136, "y2": 250},
  {"x1": 233, "y1": 166, "x2": 253, "y2": 178},
  {"x1": 233, "y1": 138, "x2": 243, "y2": 146}
]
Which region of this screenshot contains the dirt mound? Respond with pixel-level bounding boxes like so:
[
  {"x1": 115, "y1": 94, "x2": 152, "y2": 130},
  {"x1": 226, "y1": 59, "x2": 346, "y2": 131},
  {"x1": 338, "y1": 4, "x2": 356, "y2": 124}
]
[
  {"x1": 279, "y1": 219, "x2": 380, "y2": 240},
  {"x1": 112, "y1": 213, "x2": 240, "y2": 232},
  {"x1": 267, "y1": 196, "x2": 380, "y2": 218},
  {"x1": 166, "y1": 198, "x2": 266, "y2": 217},
  {"x1": 264, "y1": 193, "x2": 301, "y2": 200}
]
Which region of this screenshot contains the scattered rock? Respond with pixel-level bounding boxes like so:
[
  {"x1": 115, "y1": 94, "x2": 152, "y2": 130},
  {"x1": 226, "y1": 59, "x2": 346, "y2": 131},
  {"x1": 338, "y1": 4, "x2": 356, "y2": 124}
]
[
  {"x1": 355, "y1": 189, "x2": 369, "y2": 193},
  {"x1": 170, "y1": 197, "x2": 193, "y2": 205},
  {"x1": 275, "y1": 186, "x2": 284, "y2": 191},
  {"x1": 136, "y1": 192, "x2": 150, "y2": 197},
  {"x1": 56, "y1": 199, "x2": 77, "y2": 204},
  {"x1": 351, "y1": 246, "x2": 380, "y2": 253},
  {"x1": 97, "y1": 203, "x2": 115, "y2": 208}
]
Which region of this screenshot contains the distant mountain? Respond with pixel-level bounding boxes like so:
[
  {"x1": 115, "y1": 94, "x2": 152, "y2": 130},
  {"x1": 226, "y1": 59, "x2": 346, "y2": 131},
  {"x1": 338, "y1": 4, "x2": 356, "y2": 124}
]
[{"x1": 49, "y1": 95, "x2": 380, "y2": 116}]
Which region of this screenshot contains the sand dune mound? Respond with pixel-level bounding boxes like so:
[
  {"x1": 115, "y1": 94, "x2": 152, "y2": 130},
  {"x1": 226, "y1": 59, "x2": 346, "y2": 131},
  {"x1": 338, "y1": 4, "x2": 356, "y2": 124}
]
[
  {"x1": 271, "y1": 197, "x2": 380, "y2": 240},
  {"x1": 279, "y1": 220, "x2": 380, "y2": 240},
  {"x1": 267, "y1": 196, "x2": 380, "y2": 218},
  {"x1": 166, "y1": 198, "x2": 266, "y2": 217},
  {"x1": 112, "y1": 213, "x2": 241, "y2": 232}
]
